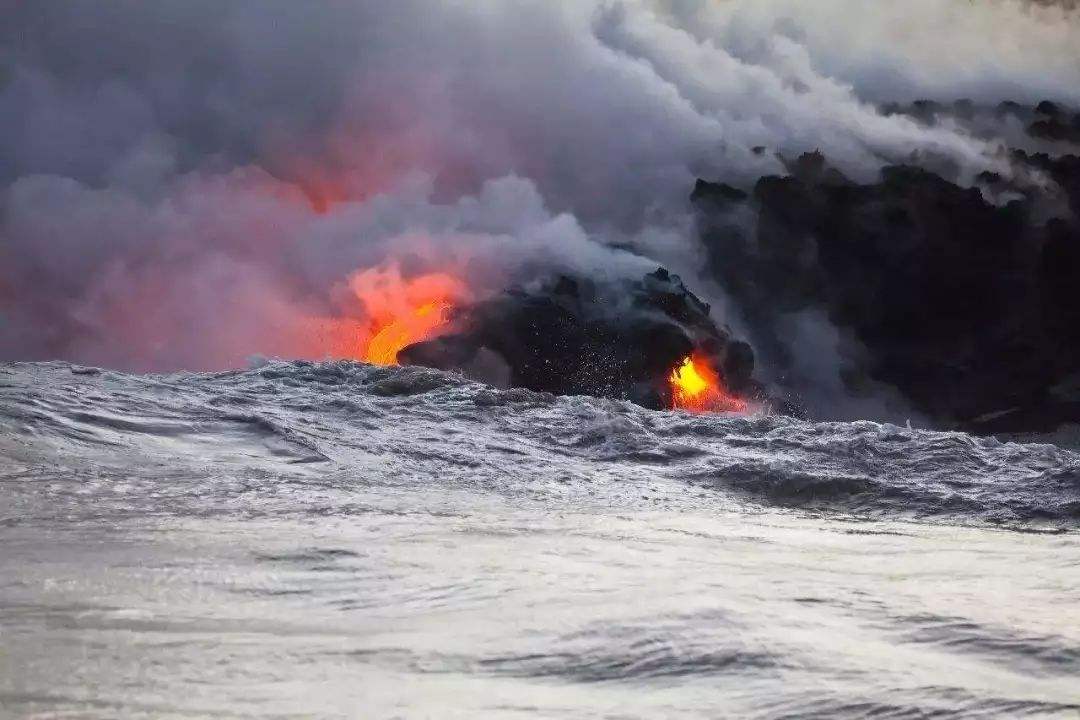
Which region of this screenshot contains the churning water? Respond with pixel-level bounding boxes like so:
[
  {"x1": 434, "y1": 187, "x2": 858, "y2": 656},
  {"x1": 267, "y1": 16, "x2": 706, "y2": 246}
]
[{"x1": 1, "y1": 361, "x2": 1079, "y2": 719}]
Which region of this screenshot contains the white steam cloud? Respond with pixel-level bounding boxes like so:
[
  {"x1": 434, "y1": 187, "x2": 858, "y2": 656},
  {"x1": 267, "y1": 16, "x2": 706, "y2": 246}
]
[{"x1": 1, "y1": 0, "x2": 1077, "y2": 371}]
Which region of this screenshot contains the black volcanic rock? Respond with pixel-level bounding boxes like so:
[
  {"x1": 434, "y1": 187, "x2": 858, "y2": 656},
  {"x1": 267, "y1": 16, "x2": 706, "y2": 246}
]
[
  {"x1": 886, "y1": 99, "x2": 1080, "y2": 148},
  {"x1": 691, "y1": 179, "x2": 748, "y2": 206},
  {"x1": 1028, "y1": 117, "x2": 1080, "y2": 144},
  {"x1": 1036, "y1": 100, "x2": 1063, "y2": 118},
  {"x1": 399, "y1": 269, "x2": 766, "y2": 411},
  {"x1": 693, "y1": 149, "x2": 1080, "y2": 433}
]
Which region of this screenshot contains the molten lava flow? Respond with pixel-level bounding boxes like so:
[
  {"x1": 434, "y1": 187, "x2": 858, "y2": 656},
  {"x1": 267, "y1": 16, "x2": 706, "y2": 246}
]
[
  {"x1": 670, "y1": 354, "x2": 747, "y2": 413},
  {"x1": 363, "y1": 300, "x2": 453, "y2": 365},
  {"x1": 334, "y1": 263, "x2": 468, "y2": 366}
]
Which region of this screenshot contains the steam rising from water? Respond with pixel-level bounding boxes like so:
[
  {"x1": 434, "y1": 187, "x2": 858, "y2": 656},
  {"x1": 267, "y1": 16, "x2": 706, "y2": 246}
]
[{"x1": 2, "y1": 0, "x2": 1078, "y2": 371}]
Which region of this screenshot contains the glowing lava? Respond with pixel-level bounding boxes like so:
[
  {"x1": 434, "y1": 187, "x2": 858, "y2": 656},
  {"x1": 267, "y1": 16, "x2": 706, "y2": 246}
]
[
  {"x1": 363, "y1": 300, "x2": 453, "y2": 365},
  {"x1": 670, "y1": 354, "x2": 747, "y2": 413},
  {"x1": 344, "y1": 264, "x2": 468, "y2": 366}
]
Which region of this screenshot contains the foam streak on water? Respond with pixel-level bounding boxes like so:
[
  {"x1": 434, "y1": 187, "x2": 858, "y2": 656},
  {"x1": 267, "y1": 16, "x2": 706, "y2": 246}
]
[{"x1": 1, "y1": 361, "x2": 1078, "y2": 719}]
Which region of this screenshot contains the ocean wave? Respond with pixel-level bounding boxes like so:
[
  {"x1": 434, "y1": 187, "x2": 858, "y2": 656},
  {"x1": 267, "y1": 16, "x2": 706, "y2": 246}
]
[{"x1": 2, "y1": 360, "x2": 1079, "y2": 525}]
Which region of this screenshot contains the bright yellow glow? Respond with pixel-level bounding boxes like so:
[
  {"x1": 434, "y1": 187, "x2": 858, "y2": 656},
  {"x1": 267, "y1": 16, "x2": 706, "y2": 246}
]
[{"x1": 669, "y1": 354, "x2": 747, "y2": 413}]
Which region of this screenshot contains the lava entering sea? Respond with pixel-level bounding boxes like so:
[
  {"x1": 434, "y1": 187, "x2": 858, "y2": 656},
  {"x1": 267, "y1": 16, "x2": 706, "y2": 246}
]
[
  {"x1": 670, "y1": 354, "x2": 748, "y2": 414},
  {"x1": 397, "y1": 268, "x2": 765, "y2": 415},
  {"x1": 316, "y1": 264, "x2": 760, "y2": 415},
  {"x1": 320, "y1": 263, "x2": 467, "y2": 367},
  {"x1": 363, "y1": 300, "x2": 456, "y2": 366}
]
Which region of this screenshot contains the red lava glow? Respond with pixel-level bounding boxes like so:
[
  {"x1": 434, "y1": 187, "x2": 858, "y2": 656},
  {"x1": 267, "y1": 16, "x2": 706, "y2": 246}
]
[
  {"x1": 327, "y1": 264, "x2": 468, "y2": 366},
  {"x1": 670, "y1": 354, "x2": 747, "y2": 414},
  {"x1": 363, "y1": 299, "x2": 453, "y2": 365}
]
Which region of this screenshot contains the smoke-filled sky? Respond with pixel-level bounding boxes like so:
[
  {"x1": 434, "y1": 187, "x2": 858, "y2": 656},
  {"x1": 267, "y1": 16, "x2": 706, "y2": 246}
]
[{"x1": 2, "y1": 0, "x2": 1078, "y2": 371}]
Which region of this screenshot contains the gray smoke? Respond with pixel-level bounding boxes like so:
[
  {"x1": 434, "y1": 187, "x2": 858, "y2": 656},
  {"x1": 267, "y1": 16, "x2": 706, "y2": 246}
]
[{"x1": 1, "y1": 0, "x2": 1077, "y2": 372}]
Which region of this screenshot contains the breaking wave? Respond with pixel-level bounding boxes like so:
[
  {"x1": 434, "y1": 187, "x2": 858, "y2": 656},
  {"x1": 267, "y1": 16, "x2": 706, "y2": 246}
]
[{"x1": 3, "y1": 360, "x2": 1078, "y2": 526}]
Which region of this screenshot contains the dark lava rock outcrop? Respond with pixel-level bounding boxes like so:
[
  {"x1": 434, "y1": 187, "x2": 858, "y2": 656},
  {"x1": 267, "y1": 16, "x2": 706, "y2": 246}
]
[
  {"x1": 400, "y1": 269, "x2": 766, "y2": 411},
  {"x1": 693, "y1": 141, "x2": 1080, "y2": 434},
  {"x1": 882, "y1": 98, "x2": 1080, "y2": 147}
]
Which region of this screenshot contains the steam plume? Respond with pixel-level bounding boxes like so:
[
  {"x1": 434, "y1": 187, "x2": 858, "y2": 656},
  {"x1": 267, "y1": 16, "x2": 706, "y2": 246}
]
[{"x1": 2, "y1": 0, "x2": 1077, "y2": 377}]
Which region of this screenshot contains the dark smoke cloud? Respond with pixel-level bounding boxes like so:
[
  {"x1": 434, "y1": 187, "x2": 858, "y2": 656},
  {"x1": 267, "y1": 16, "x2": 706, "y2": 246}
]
[{"x1": 1, "y1": 0, "x2": 1077, "y2": 380}]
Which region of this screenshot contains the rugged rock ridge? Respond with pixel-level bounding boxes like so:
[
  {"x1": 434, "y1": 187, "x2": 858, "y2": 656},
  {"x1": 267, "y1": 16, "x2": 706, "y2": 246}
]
[
  {"x1": 693, "y1": 133, "x2": 1080, "y2": 433},
  {"x1": 882, "y1": 98, "x2": 1080, "y2": 146}
]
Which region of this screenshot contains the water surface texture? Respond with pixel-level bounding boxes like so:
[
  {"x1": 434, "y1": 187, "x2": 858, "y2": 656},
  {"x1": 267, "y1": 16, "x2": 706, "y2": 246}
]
[{"x1": 2, "y1": 361, "x2": 1079, "y2": 719}]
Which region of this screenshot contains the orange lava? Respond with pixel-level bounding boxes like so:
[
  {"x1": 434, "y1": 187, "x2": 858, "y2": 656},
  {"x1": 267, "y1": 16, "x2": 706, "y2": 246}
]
[
  {"x1": 334, "y1": 264, "x2": 467, "y2": 366},
  {"x1": 363, "y1": 300, "x2": 453, "y2": 365},
  {"x1": 670, "y1": 354, "x2": 747, "y2": 413}
]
